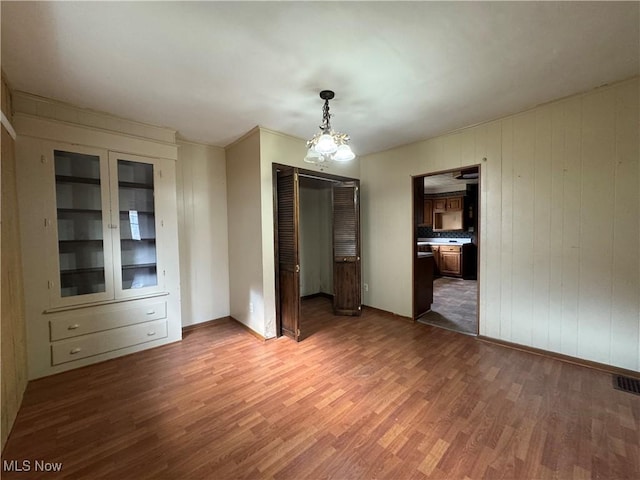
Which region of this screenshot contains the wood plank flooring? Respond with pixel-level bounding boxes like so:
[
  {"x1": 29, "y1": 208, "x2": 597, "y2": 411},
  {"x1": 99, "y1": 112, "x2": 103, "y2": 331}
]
[{"x1": 2, "y1": 297, "x2": 638, "y2": 479}]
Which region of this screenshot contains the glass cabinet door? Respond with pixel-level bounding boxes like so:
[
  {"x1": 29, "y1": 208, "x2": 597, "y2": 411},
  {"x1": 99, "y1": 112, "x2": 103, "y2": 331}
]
[
  {"x1": 53, "y1": 149, "x2": 113, "y2": 304},
  {"x1": 111, "y1": 154, "x2": 162, "y2": 296}
]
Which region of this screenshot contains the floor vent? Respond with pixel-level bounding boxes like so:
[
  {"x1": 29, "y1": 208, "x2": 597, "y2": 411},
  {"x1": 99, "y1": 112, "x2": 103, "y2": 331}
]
[{"x1": 613, "y1": 375, "x2": 640, "y2": 395}]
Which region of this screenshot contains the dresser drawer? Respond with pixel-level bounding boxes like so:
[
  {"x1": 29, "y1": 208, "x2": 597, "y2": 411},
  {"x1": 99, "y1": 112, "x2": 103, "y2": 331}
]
[
  {"x1": 51, "y1": 319, "x2": 167, "y2": 365},
  {"x1": 49, "y1": 301, "x2": 167, "y2": 341}
]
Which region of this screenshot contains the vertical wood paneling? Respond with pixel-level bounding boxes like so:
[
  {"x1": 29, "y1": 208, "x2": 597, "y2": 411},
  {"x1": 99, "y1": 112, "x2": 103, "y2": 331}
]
[
  {"x1": 442, "y1": 134, "x2": 461, "y2": 169},
  {"x1": 176, "y1": 148, "x2": 194, "y2": 324},
  {"x1": 578, "y1": 90, "x2": 616, "y2": 364},
  {"x1": 610, "y1": 82, "x2": 640, "y2": 370},
  {"x1": 510, "y1": 112, "x2": 536, "y2": 346},
  {"x1": 532, "y1": 107, "x2": 552, "y2": 349},
  {"x1": 475, "y1": 125, "x2": 489, "y2": 336},
  {"x1": 460, "y1": 129, "x2": 475, "y2": 167},
  {"x1": 482, "y1": 122, "x2": 502, "y2": 338},
  {"x1": 362, "y1": 77, "x2": 639, "y2": 371},
  {"x1": 176, "y1": 142, "x2": 230, "y2": 327},
  {"x1": 547, "y1": 103, "x2": 566, "y2": 353},
  {"x1": 560, "y1": 97, "x2": 582, "y2": 357},
  {"x1": 1, "y1": 76, "x2": 28, "y2": 451},
  {"x1": 500, "y1": 119, "x2": 514, "y2": 341}
]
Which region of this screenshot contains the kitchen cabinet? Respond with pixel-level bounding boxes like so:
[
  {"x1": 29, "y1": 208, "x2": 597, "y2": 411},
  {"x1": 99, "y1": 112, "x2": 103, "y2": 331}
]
[
  {"x1": 433, "y1": 198, "x2": 447, "y2": 212},
  {"x1": 446, "y1": 196, "x2": 462, "y2": 211},
  {"x1": 439, "y1": 246, "x2": 462, "y2": 276},
  {"x1": 422, "y1": 198, "x2": 433, "y2": 226},
  {"x1": 432, "y1": 195, "x2": 464, "y2": 231},
  {"x1": 432, "y1": 195, "x2": 462, "y2": 212},
  {"x1": 428, "y1": 243, "x2": 477, "y2": 279}
]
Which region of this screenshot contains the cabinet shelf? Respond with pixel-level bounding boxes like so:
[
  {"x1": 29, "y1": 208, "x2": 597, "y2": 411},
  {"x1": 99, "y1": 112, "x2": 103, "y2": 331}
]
[
  {"x1": 57, "y1": 208, "x2": 102, "y2": 214},
  {"x1": 119, "y1": 210, "x2": 155, "y2": 215},
  {"x1": 118, "y1": 181, "x2": 153, "y2": 190},
  {"x1": 56, "y1": 174, "x2": 101, "y2": 185},
  {"x1": 122, "y1": 263, "x2": 156, "y2": 270},
  {"x1": 60, "y1": 267, "x2": 105, "y2": 275},
  {"x1": 121, "y1": 238, "x2": 156, "y2": 242},
  {"x1": 59, "y1": 239, "x2": 103, "y2": 244}
]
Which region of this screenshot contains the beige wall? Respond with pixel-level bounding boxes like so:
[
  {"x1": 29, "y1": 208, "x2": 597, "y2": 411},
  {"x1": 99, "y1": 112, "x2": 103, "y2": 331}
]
[
  {"x1": 299, "y1": 185, "x2": 332, "y2": 296},
  {"x1": 176, "y1": 140, "x2": 230, "y2": 326},
  {"x1": 225, "y1": 129, "x2": 265, "y2": 335},
  {"x1": 361, "y1": 77, "x2": 640, "y2": 371},
  {"x1": 1, "y1": 76, "x2": 28, "y2": 451}
]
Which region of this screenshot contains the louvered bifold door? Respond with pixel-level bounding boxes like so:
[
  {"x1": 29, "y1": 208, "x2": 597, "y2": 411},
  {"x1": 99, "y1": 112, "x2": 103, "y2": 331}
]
[
  {"x1": 332, "y1": 181, "x2": 362, "y2": 316},
  {"x1": 277, "y1": 168, "x2": 301, "y2": 340}
]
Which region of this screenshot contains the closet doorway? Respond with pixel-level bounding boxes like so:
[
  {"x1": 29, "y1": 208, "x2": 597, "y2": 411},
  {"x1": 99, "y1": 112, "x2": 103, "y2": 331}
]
[{"x1": 273, "y1": 164, "x2": 361, "y2": 341}]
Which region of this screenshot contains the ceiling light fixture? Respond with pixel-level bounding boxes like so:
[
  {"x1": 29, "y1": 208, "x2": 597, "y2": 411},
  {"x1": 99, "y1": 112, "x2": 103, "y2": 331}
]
[{"x1": 304, "y1": 90, "x2": 355, "y2": 166}]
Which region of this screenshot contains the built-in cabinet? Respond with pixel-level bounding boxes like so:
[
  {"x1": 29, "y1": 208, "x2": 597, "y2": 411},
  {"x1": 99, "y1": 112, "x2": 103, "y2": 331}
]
[
  {"x1": 52, "y1": 149, "x2": 163, "y2": 306},
  {"x1": 15, "y1": 107, "x2": 182, "y2": 379}
]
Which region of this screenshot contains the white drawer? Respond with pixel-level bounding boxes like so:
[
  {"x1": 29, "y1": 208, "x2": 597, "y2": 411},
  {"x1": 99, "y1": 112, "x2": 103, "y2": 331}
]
[
  {"x1": 51, "y1": 319, "x2": 167, "y2": 365},
  {"x1": 49, "y1": 301, "x2": 167, "y2": 341}
]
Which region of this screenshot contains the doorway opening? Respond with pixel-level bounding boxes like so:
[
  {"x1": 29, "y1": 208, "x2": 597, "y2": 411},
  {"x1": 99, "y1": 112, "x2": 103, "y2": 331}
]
[
  {"x1": 412, "y1": 166, "x2": 480, "y2": 335},
  {"x1": 273, "y1": 164, "x2": 361, "y2": 341}
]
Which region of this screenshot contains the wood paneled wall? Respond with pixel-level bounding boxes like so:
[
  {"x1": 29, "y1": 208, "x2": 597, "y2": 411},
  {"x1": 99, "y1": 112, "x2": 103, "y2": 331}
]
[
  {"x1": 1, "y1": 74, "x2": 28, "y2": 451},
  {"x1": 361, "y1": 77, "x2": 639, "y2": 371},
  {"x1": 176, "y1": 140, "x2": 230, "y2": 327}
]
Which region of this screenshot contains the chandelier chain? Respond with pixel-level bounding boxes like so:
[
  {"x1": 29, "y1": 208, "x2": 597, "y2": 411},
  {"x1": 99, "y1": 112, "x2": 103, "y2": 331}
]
[{"x1": 321, "y1": 99, "x2": 332, "y2": 132}]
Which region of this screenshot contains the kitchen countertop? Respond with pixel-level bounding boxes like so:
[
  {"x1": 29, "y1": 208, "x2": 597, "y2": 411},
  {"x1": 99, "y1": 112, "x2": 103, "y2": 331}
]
[{"x1": 417, "y1": 237, "x2": 472, "y2": 245}]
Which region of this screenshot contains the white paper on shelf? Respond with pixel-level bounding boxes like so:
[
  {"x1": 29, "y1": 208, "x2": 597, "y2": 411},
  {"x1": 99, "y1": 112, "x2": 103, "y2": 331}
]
[{"x1": 129, "y1": 210, "x2": 141, "y2": 240}]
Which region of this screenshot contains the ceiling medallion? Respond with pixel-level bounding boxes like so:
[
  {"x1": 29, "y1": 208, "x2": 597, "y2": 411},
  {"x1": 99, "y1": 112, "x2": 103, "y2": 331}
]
[{"x1": 304, "y1": 90, "x2": 355, "y2": 167}]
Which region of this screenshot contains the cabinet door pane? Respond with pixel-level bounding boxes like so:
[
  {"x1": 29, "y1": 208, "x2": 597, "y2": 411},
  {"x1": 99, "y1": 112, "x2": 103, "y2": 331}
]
[
  {"x1": 117, "y1": 160, "x2": 158, "y2": 290},
  {"x1": 54, "y1": 150, "x2": 106, "y2": 297}
]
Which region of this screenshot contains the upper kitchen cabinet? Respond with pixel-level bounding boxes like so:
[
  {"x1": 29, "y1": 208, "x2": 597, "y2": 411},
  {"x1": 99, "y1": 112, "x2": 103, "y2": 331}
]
[
  {"x1": 433, "y1": 195, "x2": 464, "y2": 231},
  {"x1": 422, "y1": 198, "x2": 433, "y2": 227}
]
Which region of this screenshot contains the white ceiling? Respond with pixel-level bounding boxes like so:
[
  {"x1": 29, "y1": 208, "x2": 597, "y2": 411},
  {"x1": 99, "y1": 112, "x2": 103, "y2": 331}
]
[{"x1": 2, "y1": 2, "x2": 638, "y2": 156}]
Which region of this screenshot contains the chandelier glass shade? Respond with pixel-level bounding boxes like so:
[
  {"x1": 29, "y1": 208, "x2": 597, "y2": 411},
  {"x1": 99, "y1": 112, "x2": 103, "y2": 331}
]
[{"x1": 304, "y1": 90, "x2": 355, "y2": 165}]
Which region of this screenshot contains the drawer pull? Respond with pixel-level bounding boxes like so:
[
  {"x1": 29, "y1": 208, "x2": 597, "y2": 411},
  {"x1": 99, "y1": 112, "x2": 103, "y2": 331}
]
[
  {"x1": 146, "y1": 310, "x2": 156, "y2": 315},
  {"x1": 70, "y1": 347, "x2": 82, "y2": 355},
  {"x1": 67, "y1": 324, "x2": 80, "y2": 330},
  {"x1": 147, "y1": 331, "x2": 156, "y2": 336}
]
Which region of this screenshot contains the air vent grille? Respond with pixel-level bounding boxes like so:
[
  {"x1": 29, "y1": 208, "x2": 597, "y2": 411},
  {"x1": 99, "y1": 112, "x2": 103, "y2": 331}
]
[{"x1": 613, "y1": 375, "x2": 640, "y2": 395}]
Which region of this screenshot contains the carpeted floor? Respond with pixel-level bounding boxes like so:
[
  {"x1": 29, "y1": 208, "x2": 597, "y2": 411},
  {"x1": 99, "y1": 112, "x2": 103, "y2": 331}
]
[{"x1": 418, "y1": 277, "x2": 478, "y2": 335}]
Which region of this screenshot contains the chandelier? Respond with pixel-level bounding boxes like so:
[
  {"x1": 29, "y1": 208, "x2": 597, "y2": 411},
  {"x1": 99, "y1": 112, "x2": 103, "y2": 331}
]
[{"x1": 304, "y1": 90, "x2": 355, "y2": 165}]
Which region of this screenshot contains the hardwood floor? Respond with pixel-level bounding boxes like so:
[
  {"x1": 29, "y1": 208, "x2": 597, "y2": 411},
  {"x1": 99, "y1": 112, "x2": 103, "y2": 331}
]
[{"x1": 2, "y1": 297, "x2": 638, "y2": 479}]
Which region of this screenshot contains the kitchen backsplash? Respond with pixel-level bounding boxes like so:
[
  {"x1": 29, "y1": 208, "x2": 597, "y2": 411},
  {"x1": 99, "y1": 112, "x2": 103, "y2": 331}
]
[{"x1": 417, "y1": 226, "x2": 473, "y2": 239}]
